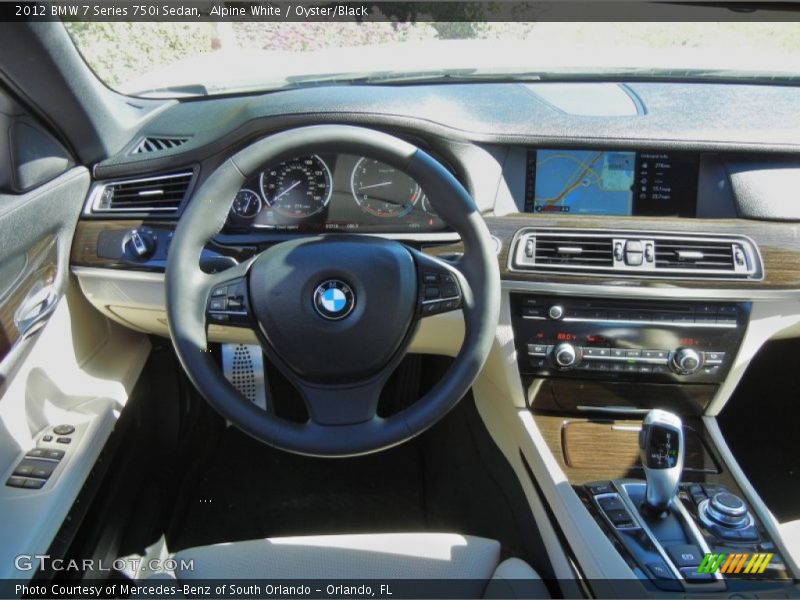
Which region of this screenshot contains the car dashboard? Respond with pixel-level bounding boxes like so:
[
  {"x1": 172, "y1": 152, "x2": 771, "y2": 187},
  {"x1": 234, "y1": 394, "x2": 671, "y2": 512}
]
[{"x1": 67, "y1": 80, "x2": 800, "y2": 595}]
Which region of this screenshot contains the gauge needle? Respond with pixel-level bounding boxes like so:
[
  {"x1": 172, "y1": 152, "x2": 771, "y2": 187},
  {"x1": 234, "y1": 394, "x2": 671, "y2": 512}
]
[
  {"x1": 273, "y1": 180, "x2": 302, "y2": 201},
  {"x1": 358, "y1": 181, "x2": 393, "y2": 191}
]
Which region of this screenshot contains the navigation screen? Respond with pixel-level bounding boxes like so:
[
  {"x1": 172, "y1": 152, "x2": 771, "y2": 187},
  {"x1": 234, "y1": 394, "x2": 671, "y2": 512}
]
[{"x1": 525, "y1": 149, "x2": 698, "y2": 217}]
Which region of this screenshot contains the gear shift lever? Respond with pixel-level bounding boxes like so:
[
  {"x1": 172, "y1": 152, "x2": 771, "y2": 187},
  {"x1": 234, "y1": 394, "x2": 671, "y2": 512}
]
[{"x1": 639, "y1": 409, "x2": 684, "y2": 514}]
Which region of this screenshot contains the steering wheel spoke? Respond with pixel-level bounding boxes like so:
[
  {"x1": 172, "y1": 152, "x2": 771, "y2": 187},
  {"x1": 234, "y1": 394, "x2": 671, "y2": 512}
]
[
  {"x1": 294, "y1": 377, "x2": 384, "y2": 426},
  {"x1": 410, "y1": 250, "x2": 466, "y2": 319}
]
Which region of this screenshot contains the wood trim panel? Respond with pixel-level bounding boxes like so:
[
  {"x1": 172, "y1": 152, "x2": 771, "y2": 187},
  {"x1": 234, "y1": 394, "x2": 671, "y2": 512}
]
[
  {"x1": 534, "y1": 414, "x2": 719, "y2": 484},
  {"x1": 70, "y1": 219, "x2": 146, "y2": 268},
  {"x1": 0, "y1": 235, "x2": 57, "y2": 363},
  {"x1": 426, "y1": 214, "x2": 800, "y2": 290}
]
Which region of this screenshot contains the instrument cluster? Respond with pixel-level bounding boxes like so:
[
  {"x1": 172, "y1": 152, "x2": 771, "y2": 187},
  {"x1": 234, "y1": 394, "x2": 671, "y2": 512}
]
[{"x1": 225, "y1": 153, "x2": 448, "y2": 233}]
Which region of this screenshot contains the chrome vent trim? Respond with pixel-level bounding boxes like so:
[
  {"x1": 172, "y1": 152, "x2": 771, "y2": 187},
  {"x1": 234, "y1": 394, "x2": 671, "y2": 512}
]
[
  {"x1": 131, "y1": 136, "x2": 190, "y2": 154},
  {"x1": 89, "y1": 170, "x2": 194, "y2": 214},
  {"x1": 510, "y1": 228, "x2": 763, "y2": 280}
]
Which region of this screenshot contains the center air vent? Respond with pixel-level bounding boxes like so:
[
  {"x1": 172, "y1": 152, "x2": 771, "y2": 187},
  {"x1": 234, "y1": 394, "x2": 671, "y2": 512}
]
[
  {"x1": 530, "y1": 234, "x2": 614, "y2": 269},
  {"x1": 90, "y1": 170, "x2": 194, "y2": 214},
  {"x1": 131, "y1": 136, "x2": 190, "y2": 154},
  {"x1": 511, "y1": 228, "x2": 762, "y2": 280}
]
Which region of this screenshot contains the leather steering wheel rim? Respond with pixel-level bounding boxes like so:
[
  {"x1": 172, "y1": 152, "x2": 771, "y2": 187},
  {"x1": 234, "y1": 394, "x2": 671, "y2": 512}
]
[{"x1": 166, "y1": 125, "x2": 500, "y2": 457}]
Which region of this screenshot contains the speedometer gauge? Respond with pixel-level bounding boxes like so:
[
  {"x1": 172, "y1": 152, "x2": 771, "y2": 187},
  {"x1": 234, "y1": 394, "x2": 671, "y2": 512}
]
[
  {"x1": 351, "y1": 158, "x2": 421, "y2": 218},
  {"x1": 260, "y1": 155, "x2": 332, "y2": 218}
]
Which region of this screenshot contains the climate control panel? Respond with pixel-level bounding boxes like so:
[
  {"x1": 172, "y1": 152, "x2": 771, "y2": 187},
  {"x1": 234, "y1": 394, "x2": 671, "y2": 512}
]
[{"x1": 512, "y1": 294, "x2": 749, "y2": 383}]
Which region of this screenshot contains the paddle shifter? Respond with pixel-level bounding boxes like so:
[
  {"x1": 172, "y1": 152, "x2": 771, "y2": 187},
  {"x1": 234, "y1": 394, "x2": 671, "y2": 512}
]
[{"x1": 639, "y1": 409, "x2": 684, "y2": 515}]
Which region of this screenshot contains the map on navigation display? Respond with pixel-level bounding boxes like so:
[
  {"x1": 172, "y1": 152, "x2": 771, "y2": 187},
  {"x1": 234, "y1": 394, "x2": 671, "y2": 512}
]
[{"x1": 532, "y1": 149, "x2": 636, "y2": 215}]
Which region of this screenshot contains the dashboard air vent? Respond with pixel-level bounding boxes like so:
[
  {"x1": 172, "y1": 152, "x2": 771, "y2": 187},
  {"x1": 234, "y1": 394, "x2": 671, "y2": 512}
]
[
  {"x1": 91, "y1": 171, "x2": 194, "y2": 214},
  {"x1": 533, "y1": 234, "x2": 614, "y2": 269},
  {"x1": 131, "y1": 136, "x2": 190, "y2": 154},
  {"x1": 511, "y1": 228, "x2": 762, "y2": 280},
  {"x1": 654, "y1": 239, "x2": 739, "y2": 271}
]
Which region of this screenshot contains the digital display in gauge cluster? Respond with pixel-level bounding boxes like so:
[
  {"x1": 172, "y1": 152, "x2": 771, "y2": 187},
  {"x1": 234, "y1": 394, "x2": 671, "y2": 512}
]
[{"x1": 226, "y1": 154, "x2": 448, "y2": 233}]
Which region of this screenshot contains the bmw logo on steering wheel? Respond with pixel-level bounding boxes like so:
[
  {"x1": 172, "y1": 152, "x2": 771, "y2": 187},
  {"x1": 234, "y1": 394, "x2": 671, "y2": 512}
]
[{"x1": 313, "y1": 280, "x2": 355, "y2": 320}]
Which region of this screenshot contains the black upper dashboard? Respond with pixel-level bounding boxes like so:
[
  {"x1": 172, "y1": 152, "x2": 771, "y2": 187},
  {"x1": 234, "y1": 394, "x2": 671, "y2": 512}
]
[{"x1": 83, "y1": 80, "x2": 800, "y2": 229}]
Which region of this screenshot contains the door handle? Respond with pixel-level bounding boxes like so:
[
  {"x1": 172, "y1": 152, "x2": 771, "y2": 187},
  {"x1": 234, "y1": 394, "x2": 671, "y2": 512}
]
[{"x1": 14, "y1": 282, "x2": 59, "y2": 338}]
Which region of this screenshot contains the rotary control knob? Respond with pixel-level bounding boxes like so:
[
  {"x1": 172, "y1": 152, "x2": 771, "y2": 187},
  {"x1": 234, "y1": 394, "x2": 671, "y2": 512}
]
[
  {"x1": 671, "y1": 348, "x2": 702, "y2": 375},
  {"x1": 705, "y1": 492, "x2": 749, "y2": 528},
  {"x1": 124, "y1": 228, "x2": 156, "y2": 259},
  {"x1": 552, "y1": 342, "x2": 580, "y2": 370},
  {"x1": 548, "y1": 305, "x2": 564, "y2": 320}
]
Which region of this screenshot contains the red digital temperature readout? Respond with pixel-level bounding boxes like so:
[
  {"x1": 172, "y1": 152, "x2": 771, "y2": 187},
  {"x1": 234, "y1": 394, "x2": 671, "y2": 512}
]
[{"x1": 556, "y1": 332, "x2": 578, "y2": 341}]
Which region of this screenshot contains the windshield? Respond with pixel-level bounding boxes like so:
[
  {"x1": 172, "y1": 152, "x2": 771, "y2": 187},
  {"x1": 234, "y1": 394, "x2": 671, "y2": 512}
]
[{"x1": 65, "y1": 20, "x2": 800, "y2": 97}]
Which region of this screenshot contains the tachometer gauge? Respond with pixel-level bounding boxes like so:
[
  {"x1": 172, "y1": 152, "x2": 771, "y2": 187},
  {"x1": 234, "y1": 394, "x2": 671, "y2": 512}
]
[
  {"x1": 421, "y1": 195, "x2": 439, "y2": 216},
  {"x1": 260, "y1": 155, "x2": 332, "y2": 218},
  {"x1": 230, "y1": 188, "x2": 262, "y2": 219},
  {"x1": 351, "y1": 158, "x2": 421, "y2": 218}
]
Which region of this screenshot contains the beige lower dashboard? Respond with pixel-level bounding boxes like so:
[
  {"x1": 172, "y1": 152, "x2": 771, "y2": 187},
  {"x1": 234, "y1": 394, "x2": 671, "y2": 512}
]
[{"x1": 70, "y1": 266, "x2": 466, "y2": 357}]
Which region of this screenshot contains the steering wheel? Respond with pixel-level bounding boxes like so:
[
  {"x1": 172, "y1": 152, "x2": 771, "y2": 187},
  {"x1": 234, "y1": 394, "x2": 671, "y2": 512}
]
[{"x1": 166, "y1": 125, "x2": 499, "y2": 457}]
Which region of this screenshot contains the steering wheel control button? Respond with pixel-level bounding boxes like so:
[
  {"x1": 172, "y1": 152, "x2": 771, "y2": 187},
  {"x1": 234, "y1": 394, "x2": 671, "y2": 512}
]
[
  {"x1": 313, "y1": 280, "x2": 355, "y2": 320},
  {"x1": 52, "y1": 424, "x2": 75, "y2": 436},
  {"x1": 207, "y1": 278, "x2": 250, "y2": 327},
  {"x1": 417, "y1": 263, "x2": 462, "y2": 318}
]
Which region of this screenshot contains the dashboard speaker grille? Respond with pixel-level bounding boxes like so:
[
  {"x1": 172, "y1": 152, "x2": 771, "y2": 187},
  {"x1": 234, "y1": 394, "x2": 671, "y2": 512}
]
[{"x1": 91, "y1": 171, "x2": 194, "y2": 214}]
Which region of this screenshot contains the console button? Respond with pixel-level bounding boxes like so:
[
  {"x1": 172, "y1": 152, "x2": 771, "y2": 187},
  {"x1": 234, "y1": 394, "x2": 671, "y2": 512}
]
[
  {"x1": 597, "y1": 495, "x2": 625, "y2": 512},
  {"x1": 624, "y1": 349, "x2": 641, "y2": 358},
  {"x1": 24, "y1": 478, "x2": 45, "y2": 489},
  {"x1": 56, "y1": 437, "x2": 72, "y2": 444},
  {"x1": 42, "y1": 435, "x2": 53, "y2": 442},
  {"x1": 13, "y1": 464, "x2": 34, "y2": 477},
  {"x1": 6, "y1": 476, "x2": 26, "y2": 488},
  {"x1": 44, "y1": 449, "x2": 65, "y2": 461},
  {"x1": 666, "y1": 544, "x2": 704, "y2": 568},
  {"x1": 523, "y1": 306, "x2": 544, "y2": 318},
  {"x1": 26, "y1": 448, "x2": 47, "y2": 458},
  {"x1": 586, "y1": 482, "x2": 614, "y2": 495},
  {"x1": 527, "y1": 344, "x2": 548, "y2": 356},
  {"x1": 53, "y1": 424, "x2": 75, "y2": 436},
  {"x1": 680, "y1": 567, "x2": 714, "y2": 582},
  {"x1": 646, "y1": 561, "x2": 674, "y2": 580},
  {"x1": 605, "y1": 509, "x2": 635, "y2": 527}
]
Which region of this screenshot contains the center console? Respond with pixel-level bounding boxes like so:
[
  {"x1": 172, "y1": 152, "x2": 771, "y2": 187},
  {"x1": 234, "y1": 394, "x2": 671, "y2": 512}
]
[{"x1": 578, "y1": 410, "x2": 791, "y2": 593}]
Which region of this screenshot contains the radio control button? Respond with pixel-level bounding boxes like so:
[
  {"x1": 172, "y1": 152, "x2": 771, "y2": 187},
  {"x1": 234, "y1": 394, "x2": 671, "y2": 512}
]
[
  {"x1": 547, "y1": 305, "x2": 564, "y2": 320},
  {"x1": 611, "y1": 348, "x2": 626, "y2": 358},
  {"x1": 527, "y1": 344, "x2": 548, "y2": 356},
  {"x1": 624, "y1": 349, "x2": 641, "y2": 358}
]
